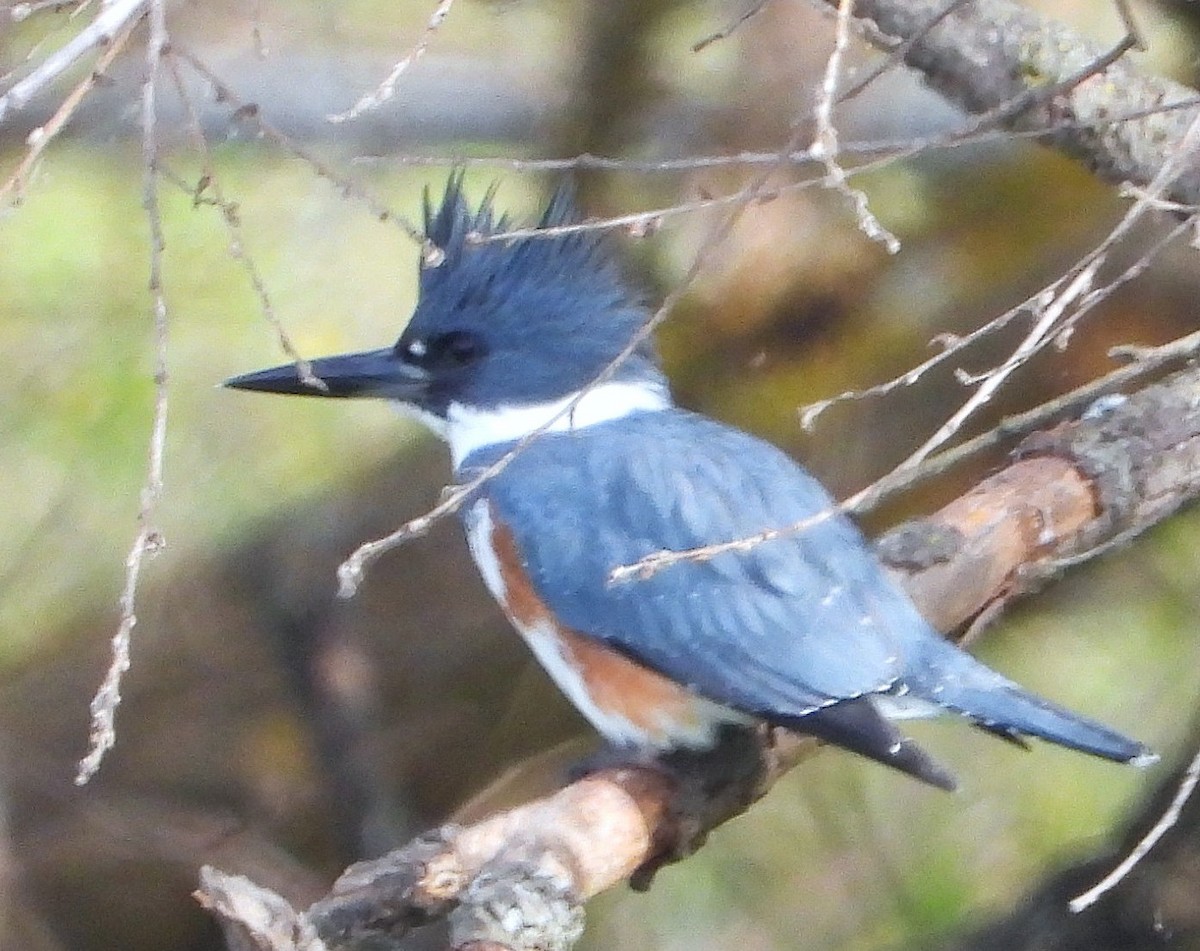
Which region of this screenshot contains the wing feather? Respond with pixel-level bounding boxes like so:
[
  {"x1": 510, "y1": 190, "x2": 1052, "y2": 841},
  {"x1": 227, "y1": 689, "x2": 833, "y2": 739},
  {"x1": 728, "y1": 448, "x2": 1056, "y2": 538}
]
[{"x1": 465, "y1": 410, "x2": 928, "y2": 720}]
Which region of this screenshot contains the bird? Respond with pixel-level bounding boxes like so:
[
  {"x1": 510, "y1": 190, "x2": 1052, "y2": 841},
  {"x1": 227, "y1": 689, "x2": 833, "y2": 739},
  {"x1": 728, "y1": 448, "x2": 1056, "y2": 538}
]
[{"x1": 226, "y1": 175, "x2": 1154, "y2": 791}]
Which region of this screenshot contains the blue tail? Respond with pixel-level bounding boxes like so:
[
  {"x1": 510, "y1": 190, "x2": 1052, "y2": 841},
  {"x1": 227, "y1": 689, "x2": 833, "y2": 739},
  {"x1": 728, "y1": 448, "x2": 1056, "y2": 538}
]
[{"x1": 910, "y1": 640, "x2": 1156, "y2": 767}]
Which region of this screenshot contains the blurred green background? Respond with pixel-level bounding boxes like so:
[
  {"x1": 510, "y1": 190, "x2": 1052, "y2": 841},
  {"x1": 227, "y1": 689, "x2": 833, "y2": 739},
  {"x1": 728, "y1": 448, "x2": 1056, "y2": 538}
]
[{"x1": 2, "y1": 1, "x2": 1200, "y2": 949}]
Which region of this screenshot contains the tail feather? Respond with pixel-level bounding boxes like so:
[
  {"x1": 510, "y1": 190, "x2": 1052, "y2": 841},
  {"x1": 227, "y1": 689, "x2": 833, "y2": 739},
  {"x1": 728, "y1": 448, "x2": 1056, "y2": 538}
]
[
  {"x1": 912, "y1": 642, "x2": 1156, "y2": 767},
  {"x1": 787, "y1": 697, "x2": 959, "y2": 791},
  {"x1": 943, "y1": 683, "x2": 1154, "y2": 765}
]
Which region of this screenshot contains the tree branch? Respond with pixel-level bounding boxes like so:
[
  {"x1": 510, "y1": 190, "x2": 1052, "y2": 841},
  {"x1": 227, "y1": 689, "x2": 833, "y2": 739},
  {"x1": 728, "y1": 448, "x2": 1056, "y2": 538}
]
[
  {"x1": 818, "y1": 0, "x2": 1200, "y2": 206},
  {"x1": 199, "y1": 361, "x2": 1200, "y2": 950}
]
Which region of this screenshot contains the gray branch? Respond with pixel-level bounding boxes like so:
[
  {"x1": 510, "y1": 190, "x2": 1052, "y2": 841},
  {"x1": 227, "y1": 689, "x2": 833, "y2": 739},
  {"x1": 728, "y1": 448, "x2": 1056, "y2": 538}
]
[{"x1": 827, "y1": 0, "x2": 1200, "y2": 205}]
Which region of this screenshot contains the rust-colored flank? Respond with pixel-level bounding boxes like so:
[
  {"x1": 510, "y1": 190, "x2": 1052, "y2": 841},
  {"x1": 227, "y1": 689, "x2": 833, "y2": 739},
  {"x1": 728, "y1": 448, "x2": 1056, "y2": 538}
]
[{"x1": 490, "y1": 518, "x2": 706, "y2": 741}]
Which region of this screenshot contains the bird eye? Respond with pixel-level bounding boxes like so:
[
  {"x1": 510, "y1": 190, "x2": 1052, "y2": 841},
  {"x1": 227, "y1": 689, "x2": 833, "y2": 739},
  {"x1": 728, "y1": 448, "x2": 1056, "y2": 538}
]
[
  {"x1": 434, "y1": 330, "x2": 485, "y2": 367},
  {"x1": 395, "y1": 331, "x2": 483, "y2": 369}
]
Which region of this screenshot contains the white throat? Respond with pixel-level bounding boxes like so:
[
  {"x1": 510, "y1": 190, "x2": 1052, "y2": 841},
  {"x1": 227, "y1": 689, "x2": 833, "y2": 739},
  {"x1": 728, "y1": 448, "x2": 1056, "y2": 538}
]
[{"x1": 443, "y1": 380, "x2": 671, "y2": 468}]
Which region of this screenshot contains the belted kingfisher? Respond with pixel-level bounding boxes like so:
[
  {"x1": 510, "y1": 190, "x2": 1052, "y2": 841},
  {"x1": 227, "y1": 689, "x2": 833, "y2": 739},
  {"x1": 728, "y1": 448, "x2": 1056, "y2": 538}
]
[{"x1": 227, "y1": 176, "x2": 1153, "y2": 790}]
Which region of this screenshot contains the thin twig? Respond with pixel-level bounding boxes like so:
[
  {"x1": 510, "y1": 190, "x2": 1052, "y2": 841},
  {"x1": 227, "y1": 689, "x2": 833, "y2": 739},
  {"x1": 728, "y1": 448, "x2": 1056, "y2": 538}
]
[
  {"x1": 0, "y1": 0, "x2": 148, "y2": 125},
  {"x1": 164, "y1": 54, "x2": 326, "y2": 391},
  {"x1": 833, "y1": 0, "x2": 970, "y2": 104},
  {"x1": 76, "y1": 0, "x2": 169, "y2": 786},
  {"x1": 1112, "y1": 0, "x2": 1147, "y2": 52},
  {"x1": 7, "y1": 0, "x2": 89, "y2": 21},
  {"x1": 0, "y1": 9, "x2": 142, "y2": 205},
  {"x1": 812, "y1": 0, "x2": 900, "y2": 253},
  {"x1": 349, "y1": 96, "x2": 1200, "y2": 178},
  {"x1": 610, "y1": 322, "x2": 1200, "y2": 584},
  {"x1": 800, "y1": 308, "x2": 1021, "y2": 432},
  {"x1": 466, "y1": 137, "x2": 922, "y2": 245},
  {"x1": 173, "y1": 47, "x2": 427, "y2": 245},
  {"x1": 351, "y1": 148, "x2": 824, "y2": 174},
  {"x1": 810, "y1": 70, "x2": 1200, "y2": 454},
  {"x1": 692, "y1": 0, "x2": 774, "y2": 52},
  {"x1": 890, "y1": 259, "x2": 1097, "y2": 472},
  {"x1": 800, "y1": 202, "x2": 1197, "y2": 432},
  {"x1": 1069, "y1": 746, "x2": 1200, "y2": 913},
  {"x1": 473, "y1": 46, "x2": 1157, "y2": 250},
  {"x1": 329, "y1": 0, "x2": 457, "y2": 123},
  {"x1": 343, "y1": 92, "x2": 1200, "y2": 260},
  {"x1": 886, "y1": 104, "x2": 1200, "y2": 469},
  {"x1": 3, "y1": 1, "x2": 96, "y2": 88}
]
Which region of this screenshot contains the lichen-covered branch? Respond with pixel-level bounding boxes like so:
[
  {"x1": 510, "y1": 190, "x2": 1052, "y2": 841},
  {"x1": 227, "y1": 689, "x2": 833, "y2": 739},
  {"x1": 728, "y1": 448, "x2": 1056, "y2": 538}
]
[
  {"x1": 198, "y1": 362, "x2": 1200, "y2": 951},
  {"x1": 823, "y1": 0, "x2": 1200, "y2": 206}
]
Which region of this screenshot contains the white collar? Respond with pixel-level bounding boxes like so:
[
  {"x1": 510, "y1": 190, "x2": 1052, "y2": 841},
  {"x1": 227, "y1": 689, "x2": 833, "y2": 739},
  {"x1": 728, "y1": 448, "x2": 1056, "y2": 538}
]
[{"x1": 444, "y1": 380, "x2": 671, "y2": 468}]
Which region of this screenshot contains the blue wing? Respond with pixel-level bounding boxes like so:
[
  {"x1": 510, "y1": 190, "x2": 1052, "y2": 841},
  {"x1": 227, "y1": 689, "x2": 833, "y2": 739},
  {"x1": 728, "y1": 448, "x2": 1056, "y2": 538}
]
[{"x1": 462, "y1": 409, "x2": 933, "y2": 721}]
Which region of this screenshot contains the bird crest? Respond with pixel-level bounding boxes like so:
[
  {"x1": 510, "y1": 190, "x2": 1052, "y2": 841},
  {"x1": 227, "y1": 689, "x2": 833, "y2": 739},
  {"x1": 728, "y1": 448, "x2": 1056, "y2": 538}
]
[{"x1": 403, "y1": 174, "x2": 661, "y2": 403}]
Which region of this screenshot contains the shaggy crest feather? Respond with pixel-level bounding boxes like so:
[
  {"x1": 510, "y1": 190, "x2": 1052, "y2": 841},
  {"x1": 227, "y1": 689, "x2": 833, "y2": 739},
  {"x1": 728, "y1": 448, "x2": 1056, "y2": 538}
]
[{"x1": 402, "y1": 174, "x2": 663, "y2": 407}]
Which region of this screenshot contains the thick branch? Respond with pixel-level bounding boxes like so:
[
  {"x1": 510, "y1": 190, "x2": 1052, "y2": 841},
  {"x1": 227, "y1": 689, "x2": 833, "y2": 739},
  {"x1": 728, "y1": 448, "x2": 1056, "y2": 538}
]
[
  {"x1": 197, "y1": 361, "x2": 1200, "y2": 950},
  {"x1": 825, "y1": 0, "x2": 1200, "y2": 206}
]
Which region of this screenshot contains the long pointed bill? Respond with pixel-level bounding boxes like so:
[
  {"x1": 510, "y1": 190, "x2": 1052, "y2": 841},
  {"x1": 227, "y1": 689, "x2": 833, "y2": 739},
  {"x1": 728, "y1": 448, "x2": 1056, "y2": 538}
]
[{"x1": 224, "y1": 347, "x2": 430, "y2": 400}]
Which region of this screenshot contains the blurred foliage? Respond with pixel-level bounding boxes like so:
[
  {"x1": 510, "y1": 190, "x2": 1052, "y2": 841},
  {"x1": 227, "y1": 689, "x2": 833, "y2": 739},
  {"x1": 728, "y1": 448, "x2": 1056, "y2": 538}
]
[{"x1": 1, "y1": 1, "x2": 1199, "y2": 950}]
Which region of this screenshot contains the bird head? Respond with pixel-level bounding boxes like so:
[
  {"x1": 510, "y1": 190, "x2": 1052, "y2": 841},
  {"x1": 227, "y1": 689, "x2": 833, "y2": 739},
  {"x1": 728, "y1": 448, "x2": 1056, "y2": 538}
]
[{"x1": 226, "y1": 176, "x2": 669, "y2": 463}]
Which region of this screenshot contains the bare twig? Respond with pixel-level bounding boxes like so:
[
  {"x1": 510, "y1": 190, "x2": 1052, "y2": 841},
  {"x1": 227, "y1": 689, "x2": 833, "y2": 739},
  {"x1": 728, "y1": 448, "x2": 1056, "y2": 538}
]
[
  {"x1": 1069, "y1": 746, "x2": 1200, "y2": 913},
  {"x1": 7, "y1": 0, "x2": 90, "y2": 21},
  {"x1": 692, "y1": 0, "x2": 775, "y2": 53},
  {"x1": 350, "y1": 96, "x2": 1200, "y2": 178},
  {"x1": 803, "y1": 60, "x2": 1200, "y2": 443},
  {"x1": 328, "y1": 0, "x2": 457, "y2": 124},
  {"x1": 799, "y1": 322, "x2": 1014, "y2": 433},
  {"x1": 885, "y1": 105, "x2": 1200, "y2": 470},
  {"x1": 812, "y1": 0, "x2": 900, "y2": 253},
  {"x1": 173, "y1": 48, "x2": 427, "y2": 245},
  {"x1": 1112, "y1": 0, "x2": 1147, "y2": 52},
  {"x1": 164, "y1": 54, "x2": 326, "y2": 391},
  {"x1": 833, "y1": 0, "x2": 970, "y2": 104},
  {"x1": 462, "y1": 133, "x2": 919, "y2": 243},
  {"x1": 0, "y1": 7, "x2": 142, "y2": 205},
  {"x1": 611, "y1": 322, "x2": 1200, "y2": 584},
  {"x1": 890, "y1": 259, "x2": 1097, "y2": 472},
  {"x1": 0, "y1": 0, "x2": 148, "y2": 125},
  {"x1": 76, "y1": 0, "x2": 169, "y2": 786},
  {"x1": 801, "y1": 195, "x2": 1197, "y2": 434},
  {"x1": 472, "y1": 59, "x2": 1174, "y2": 250},
  {"x1": 801, "y1": 214, "x2": 1195, "y2": 434},
  {"x1": 3, "y1": 1, "x2": 95, "y2": 88}
]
